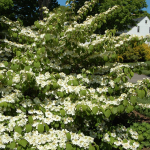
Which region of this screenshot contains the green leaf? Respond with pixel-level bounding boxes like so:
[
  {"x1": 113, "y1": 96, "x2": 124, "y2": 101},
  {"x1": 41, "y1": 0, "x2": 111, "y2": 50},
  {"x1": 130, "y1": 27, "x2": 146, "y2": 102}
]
[
  {"x1": 76, "y1": 104, "x2": 81, "y2": 111},
  {"x1": 4, "y1": 61, "x2": 8, "y2": 67},
  {"x1": 95, "y1": 144, "x2": 99, "y2": 150},
  {"x1": 124, "y1": 68, "x2": 128, "y2": 74},
  {"x1": 82, "y1": 105, "x2": 87, "y2": 111},
  {"x1": 66, "y1": 143, "x2": 73, "y2": 150},
  {"x1": 79, "y1": 90, "x2": 86, "y2": 96},
  {"x1": 53, "y1": 82, "x2": 59, "y2": 89},
  {"x1": 44, "y1": 123, "x2": 49, "y2": 132},
  {"x1": 109, "y1": 96, "x2": 114, "y2": 101},
  {"x1": 25, "y1": 66, "x2": 30, "y2": 71},
  {"x1": 130, "y1": 71, "x2": 134, "y2": 77},
  {"x1": 60, "y1": 32, "x2": 64, "y2": 37},
  {"x1": 7, "y1": 79, "x2": 13, "y2": 86},
  {"x1": 130, "y1": 96, "x2": 137, "y2": 105},
  {"x1": 13, "y1": 33, "x2": 17, "y2": 38},
  {"x1": 0, "y1": 74, "x2": 4, "y2": 80},
  {"x1": 138, "y1": 90, "x2": 145, "y2": 99},
  {"x1": 122, "y1": 77, "x2": 126, "y2": 82},
  {"x1": 115, "y1": 85, "x2": 119, "y2": 91},
  {"x1": 138, "y1": 135, "x2": 144, "y2": 142},
  {"x1": 89, "y1": 144, "x2": 95, "y2": 150},
  {"x1": 104, "y1": 109, "x2": 111, "y2": 118},
  {"x1": 108, "y1": 87, "x2": 113, "y2": 94},
  {"x1": 66, "y1": 132, "x2": 71, "y2": 140},
  {"x1": 57, "y1": 92, "x2": 64, "y2": 98},
  {"x1": 28, "y1": 116, "x2": 34, "y2": 124},
  {"x1": 60, "y1": 109, "x2": 66, "y2": 116},
  {"x1": 112, "y1": 107, "x2": 118, "y2": 114},
  {"x1": 38, "y1": 124, "x2": 44, "y2": 133},
  {"x1": 114, "y1": 77, "x2": 120, "y2": 83},
  {"x1": 126, "y1": 105, "x2": 134, "y2": 113},
  {"x1": 41, "y1": 47, "x2": 45, "y2": 53},
  {"x1": 123, "y1": 99, "x2": 129, "y2": 106},
  {"x1": 19, "y1": 39, "x2": 22, "y2": 43},
  {"x1": 49, "y1": 25, "x2": 53, "y2": 30},
  {"x1": 118, "y1": 105, "x2": 125, "y2": 113},
  {"x1": 45, "y1": 34, "x2": 51, "y2": 41},
  {"x1": 14, "y1": 126, "x2": 22, "y2": 134},
  {"x1": 34, "y1": 62, "x2": 40, "y2": 68},
  {"x1": 127, "y1": 73, "x2": 132, "y2": 79},
  {"x1": 54, "y1": 123, "x2": 59, "y2": 128},
  {"x1": 25, "y1": 124, "x2": 32, "y2": 133},
  {"x1": 16, "y1": 51, "x2": 21, "y2": 56},
  {"x1": 103, "y1": 56, "x2": 108, "y2": 61},
  {"x1": 19, "y1": 139, "x2": 27, "y2": 148},
  {"x1": 89, "y1": 45, "x2": 93, "y2": 51},
  {"x1": 73, "y1": 80, "x2": 79, "y2": 86},
  {"x1": 37, "y1": 50, "x2": 41, "y2": 55},
  {"x1": 67, "y1": 80, "x2": 72, "y2": 85},
  {"x1": 92, "y1": 106, "x2": 98, "y2": 115},
  {"x1": 9, "y1": 141, "x2": 16, "y2": 149},
  {"x1": 7, "y1": 71, "x2": 12, "y2": 76}
]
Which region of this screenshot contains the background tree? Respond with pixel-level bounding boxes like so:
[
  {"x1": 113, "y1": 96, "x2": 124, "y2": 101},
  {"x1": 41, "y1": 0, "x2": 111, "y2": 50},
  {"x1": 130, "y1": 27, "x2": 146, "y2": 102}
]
[
  {"x1": 0, "y1": 0, "x2": 13, "y2": 39},
  {"x1": 38, "y1": 0, "x2": 60, "y2": 20},
  {"x1": 0, "y1": 0, "x2": 60, "y2": 27},
  {"x1": 65, "y1": 0, "x2": 149, "y2": 35},
  {"x1": 135, "y1": 10, "x2": 150, "y2": 19},
  {"x1": 0, "y1": 0, "x2": 13, "y2": 18}
]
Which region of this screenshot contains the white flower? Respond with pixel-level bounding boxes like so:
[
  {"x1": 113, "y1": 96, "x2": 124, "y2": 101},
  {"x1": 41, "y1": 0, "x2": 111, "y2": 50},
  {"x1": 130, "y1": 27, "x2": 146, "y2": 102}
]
[
  {"x1": 103, "y1": 136, "x2": 110, "y2": 142},
  {"x1": 44, "y1": 11, "x2": 49, "y2": 14},
  {"x1": 131, "y1": 135, "x2": 138, "y2": 140},
  {"x1": 40, "y1": 34, "x2": 45, "y2": 39},
  {"x1": 114, "y1": 141, "x2": 122, "y2": 146},
  {"x1": 33, "y1": 97, "x2": 42, "y2": 104},
  {"x1": 12, "y1": 74, "x2": 20, "y2": 83},
  {"x1": 102, "y1": 86, "x2": 108, "y2": 92},
  {"x1": 133, "y1": 142, "x2": 140, "y2": 148},
  {"x1": 0, "y1": 123, "x2": 6, "y2": 133},
  {"x1": 32, "y1": 43, "x2": 36, "y2": 47},
  {"x1": 77, "y1": 74, "x2": 83, "y2": 79},
  {"x1": 13, "y1": 132, "x2": 22, "y2": 140},
  {"x1": 45, "y1": 111, "x2": 52, "y2": 118},
  {"x1": 109, "y1": 80, "x2": 115, "y2": 88},
  {"x1": 122, "y1": 141, "x2": 131, "y2": 149},
  {"x1": 111, "y1": 133, "x2": 116, "y2": 138},
  {"x1": 96, "y1": 88, "x2": 103, "y2": 94}
]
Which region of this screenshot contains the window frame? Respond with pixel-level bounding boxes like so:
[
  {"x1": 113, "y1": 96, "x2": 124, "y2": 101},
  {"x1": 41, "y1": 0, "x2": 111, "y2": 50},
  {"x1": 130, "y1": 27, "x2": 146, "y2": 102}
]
[{"x1": 137, "y1": 26, "x2": 140, "y2": 32}]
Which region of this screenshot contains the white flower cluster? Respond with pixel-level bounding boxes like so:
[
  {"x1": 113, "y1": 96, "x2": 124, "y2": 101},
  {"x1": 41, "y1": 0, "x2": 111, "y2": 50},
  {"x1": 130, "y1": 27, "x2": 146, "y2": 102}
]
[{"x1": 19, "y1": 28, "x2": 37, "y2": 38}]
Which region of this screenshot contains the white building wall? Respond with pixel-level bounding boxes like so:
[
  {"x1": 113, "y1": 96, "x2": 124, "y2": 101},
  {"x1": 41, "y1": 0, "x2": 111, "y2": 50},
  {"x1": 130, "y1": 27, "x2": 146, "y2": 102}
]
[
  {"x1": 117, "y1": 16, "x2": 150, "y2": 45},
  {"x1": 127, "y1": 16, "x2": 150, "y2": 36}
]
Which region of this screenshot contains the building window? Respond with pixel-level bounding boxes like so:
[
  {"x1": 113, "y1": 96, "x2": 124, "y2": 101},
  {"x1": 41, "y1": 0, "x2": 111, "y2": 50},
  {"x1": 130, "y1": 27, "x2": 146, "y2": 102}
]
[
  {"x1": 149, "y1": 27, "x2": 150, "y2": 33},
  {"x1": 145, "y1": 20, "x2": 147, "y2": 24},
  {"x1": 137, "y1": 26, "x2": 140, "y2": 32}
]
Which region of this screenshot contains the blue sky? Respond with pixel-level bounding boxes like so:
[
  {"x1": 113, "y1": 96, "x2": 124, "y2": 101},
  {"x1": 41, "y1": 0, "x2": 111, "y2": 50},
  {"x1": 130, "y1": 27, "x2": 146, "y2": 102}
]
[{"x1": 57, "y1": 0, "x2": 150, "y2": 14}]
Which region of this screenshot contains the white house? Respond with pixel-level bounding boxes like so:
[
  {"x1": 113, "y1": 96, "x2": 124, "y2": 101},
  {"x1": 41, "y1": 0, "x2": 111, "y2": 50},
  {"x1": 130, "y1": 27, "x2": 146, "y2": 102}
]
[{"x1": 116, "y1": 16, "x2": 150, "y2": 45}]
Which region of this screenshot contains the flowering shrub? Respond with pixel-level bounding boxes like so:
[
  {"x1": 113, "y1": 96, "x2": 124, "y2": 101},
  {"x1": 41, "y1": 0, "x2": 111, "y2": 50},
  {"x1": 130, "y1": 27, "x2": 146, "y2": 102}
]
[
  {"x1": 117, "y1": 42, "x2": 150, "y2": 63},
  {"x1": 0, "y1": 0, "x2": 150, "y2": 149},
  {"x1": 142, "y1": 43, "x2": 150, "y2": 61}
]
